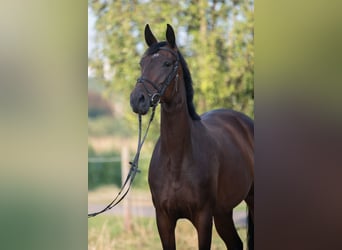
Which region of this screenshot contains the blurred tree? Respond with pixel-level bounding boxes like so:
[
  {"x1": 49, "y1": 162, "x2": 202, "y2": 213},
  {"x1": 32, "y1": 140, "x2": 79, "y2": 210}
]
[
  {"x1": 179, "y1": 0, "x2": 254, "y2": 116},
  {"x1": 89, "y1": 0, "x2": 254, "y2": 135},
  {"x1": 88, "y1": 91, "x2": 114, "y2": 118}
]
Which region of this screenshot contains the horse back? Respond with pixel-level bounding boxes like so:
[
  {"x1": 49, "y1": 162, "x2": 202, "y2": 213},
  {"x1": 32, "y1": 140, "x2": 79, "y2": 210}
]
[{"x1": 201, "y1": 109, "x2": 253, "y2": 150}]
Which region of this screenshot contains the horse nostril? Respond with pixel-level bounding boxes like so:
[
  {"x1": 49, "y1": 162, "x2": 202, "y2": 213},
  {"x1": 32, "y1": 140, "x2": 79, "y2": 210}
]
[
  {"x1": 139, "y1": 94, "x2": 145, "y2": 103},
  {"x1": 130, "y1": 92, "x2": 149, "y2": 115}
]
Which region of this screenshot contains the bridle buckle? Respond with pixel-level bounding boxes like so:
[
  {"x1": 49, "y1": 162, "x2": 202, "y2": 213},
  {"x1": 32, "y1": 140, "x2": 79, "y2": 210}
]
[{"x1": 151, "y1": 93, "x2": 160, "y2": 106}]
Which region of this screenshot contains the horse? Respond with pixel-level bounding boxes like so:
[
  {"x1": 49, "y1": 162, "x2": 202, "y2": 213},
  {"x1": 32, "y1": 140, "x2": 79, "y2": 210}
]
[{"x1": 130, "y1": 24, "x2": 254, "y2": 250}]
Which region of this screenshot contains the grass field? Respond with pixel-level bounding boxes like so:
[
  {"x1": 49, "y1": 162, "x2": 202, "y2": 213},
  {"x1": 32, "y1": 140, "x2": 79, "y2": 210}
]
[
  {"x1": 88, "y1": 215, "x2": 247, "y2": 250},
  {"x1": 88, "y1": 186, "x2": 247, "y2": 249}
]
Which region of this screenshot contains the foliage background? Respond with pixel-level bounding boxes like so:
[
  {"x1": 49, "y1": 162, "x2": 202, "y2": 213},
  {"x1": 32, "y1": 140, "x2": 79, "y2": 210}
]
[{"x1": 88, "y1": 0, "x2": 254, "y2": 188}]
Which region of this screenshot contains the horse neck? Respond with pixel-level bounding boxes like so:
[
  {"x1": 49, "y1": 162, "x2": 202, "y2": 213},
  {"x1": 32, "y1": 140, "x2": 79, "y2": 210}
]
[{"x1": 160, "y1": 77, "x2": 193, "y2": 158}]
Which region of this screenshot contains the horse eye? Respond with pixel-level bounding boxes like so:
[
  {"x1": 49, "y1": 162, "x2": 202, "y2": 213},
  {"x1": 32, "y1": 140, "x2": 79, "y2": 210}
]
[{"x1": 163, "y1": 61, "x2": 171, "y2": 67}]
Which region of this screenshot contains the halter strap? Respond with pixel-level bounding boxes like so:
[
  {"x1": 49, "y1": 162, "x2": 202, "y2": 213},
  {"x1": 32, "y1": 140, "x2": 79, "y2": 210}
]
[
  {"x1": 159, "y1": 47, "x2": 179, "y2": 58},
  {"x1": 137, "y1": 47, "x2": 179, "y2": 107}
]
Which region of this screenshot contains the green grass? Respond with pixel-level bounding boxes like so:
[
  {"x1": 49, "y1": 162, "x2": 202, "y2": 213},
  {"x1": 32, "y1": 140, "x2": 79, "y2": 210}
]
[
  {"x1": 235, "y1": 201, "x2": 247, "y2": 212},
  {"x1": 88, "y1": 215, "x2": 247, "y2": 250},
  {"x1": 89, "y1": 187, "x2": 248, "y2": 249}
]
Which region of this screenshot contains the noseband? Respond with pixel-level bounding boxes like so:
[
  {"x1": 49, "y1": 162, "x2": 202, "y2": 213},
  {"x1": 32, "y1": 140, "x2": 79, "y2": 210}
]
[{"x1": 137, "y1": 47, "x2": 179, "y2": 107}]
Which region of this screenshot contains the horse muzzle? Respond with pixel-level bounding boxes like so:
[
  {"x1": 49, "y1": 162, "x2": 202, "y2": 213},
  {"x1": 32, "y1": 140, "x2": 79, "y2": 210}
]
[{"x1": 130, "y1": 90, "x2": 150, "y2": 115}]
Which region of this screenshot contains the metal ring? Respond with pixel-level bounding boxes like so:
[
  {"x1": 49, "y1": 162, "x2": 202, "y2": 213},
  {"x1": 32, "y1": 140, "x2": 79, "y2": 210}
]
[{"x1": 150, "y1": 93, "x2": 160, "y2": 106}]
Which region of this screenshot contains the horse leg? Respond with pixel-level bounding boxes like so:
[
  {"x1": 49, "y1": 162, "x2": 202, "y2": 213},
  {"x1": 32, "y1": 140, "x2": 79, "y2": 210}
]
[
  {"x1": 155, "y1": 210, "x2": 176, "y2": 250},
  {"x1": 213, "y1": 210, "x2": 243, "y2": 250},
  {"x1": 193, "y1": 209, "x2": 213, "y2": 250},
  {"x1": 245, "y1": 184, "x2": 254, "y2": 219},
  {"x1": 244, "y1": 184, "x2": 254, "y2": 250}
]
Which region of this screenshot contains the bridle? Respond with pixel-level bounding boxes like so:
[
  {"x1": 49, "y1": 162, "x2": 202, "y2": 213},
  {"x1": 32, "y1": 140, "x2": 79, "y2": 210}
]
[
  {"x1": 137, "y1": 47, "x2": 180, "y2": 107},
  {"x1": 88, "y1": 47, "x2": 179, "y2": 218}
]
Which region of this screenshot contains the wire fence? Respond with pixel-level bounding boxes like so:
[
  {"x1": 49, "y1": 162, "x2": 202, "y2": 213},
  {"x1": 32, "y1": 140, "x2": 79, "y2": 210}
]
[
  {"x1": 88, "y1": 156, "x2": 121, "y2": 163},
  {"x1": 88, "y1": 146, "x2": 150, "y2": 189}
]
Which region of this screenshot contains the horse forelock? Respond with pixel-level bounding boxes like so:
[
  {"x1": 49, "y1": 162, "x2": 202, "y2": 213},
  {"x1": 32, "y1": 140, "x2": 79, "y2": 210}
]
[{"x1": 145, "y1": 42, "x2": 167, "y2": 56}]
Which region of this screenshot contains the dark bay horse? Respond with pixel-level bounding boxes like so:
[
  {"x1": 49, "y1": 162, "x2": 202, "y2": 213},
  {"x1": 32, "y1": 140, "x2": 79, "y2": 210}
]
[{"x1": 130, "y1": 24, "x2": 254, "y2": 250}]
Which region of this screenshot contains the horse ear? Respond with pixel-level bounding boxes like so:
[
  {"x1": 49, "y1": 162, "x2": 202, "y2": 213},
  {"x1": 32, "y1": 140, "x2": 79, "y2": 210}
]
[
  {"x1": 166, "y1": 24, "x2": 176, "y2": 48},
  {"x1": 144, "y1": 24, "x2": 158, "y2": 47}
]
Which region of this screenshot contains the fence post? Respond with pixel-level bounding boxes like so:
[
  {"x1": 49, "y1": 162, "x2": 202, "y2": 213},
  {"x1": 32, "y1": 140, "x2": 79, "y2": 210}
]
[{"x1": 121, "y1": 145, "x2": 132, "y2": 232}]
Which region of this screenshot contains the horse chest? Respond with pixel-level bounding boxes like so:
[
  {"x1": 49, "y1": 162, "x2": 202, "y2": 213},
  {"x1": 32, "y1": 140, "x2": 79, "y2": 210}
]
[
  {"x1": 159, "y1": 181, "x2": 198, "y2": 217},
  {"x1": 158, "y1": 172, "x2": 193, "y2": 198},
  {"x1": 150, "y1": 165, "x2": 207, "y2": 217}
]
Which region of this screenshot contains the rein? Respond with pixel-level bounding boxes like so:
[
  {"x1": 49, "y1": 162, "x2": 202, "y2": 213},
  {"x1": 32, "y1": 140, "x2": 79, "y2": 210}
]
[
  {"x1": 88, "y1": 105, "x2": 157, "y2": 218},
  {"x1": 88, "y1": 46, "x2": 178, "y2": 218}
]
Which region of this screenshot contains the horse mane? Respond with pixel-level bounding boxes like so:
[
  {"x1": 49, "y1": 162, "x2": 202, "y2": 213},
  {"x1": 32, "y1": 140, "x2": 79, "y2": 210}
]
[{"x1": 145, "y1": 42, "x2": 201, "y2": 120}]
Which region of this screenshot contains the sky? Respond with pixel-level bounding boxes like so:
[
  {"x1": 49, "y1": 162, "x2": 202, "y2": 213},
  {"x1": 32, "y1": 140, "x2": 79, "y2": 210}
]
[{"x1": 88, "y1": 7, "x2": 96, "y2": 56}]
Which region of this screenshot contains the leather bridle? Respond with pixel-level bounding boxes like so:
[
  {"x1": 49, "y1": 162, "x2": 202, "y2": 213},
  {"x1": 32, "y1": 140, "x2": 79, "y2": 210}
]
[{"x1": 136, "y1": 47, "x2": 179, "y2": 107}]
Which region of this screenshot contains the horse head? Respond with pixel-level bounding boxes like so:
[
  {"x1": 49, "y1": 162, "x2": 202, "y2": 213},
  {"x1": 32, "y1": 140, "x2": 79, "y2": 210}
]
[{"x1": 130, "y1": 24, "x2": 180, "y2": 115}]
